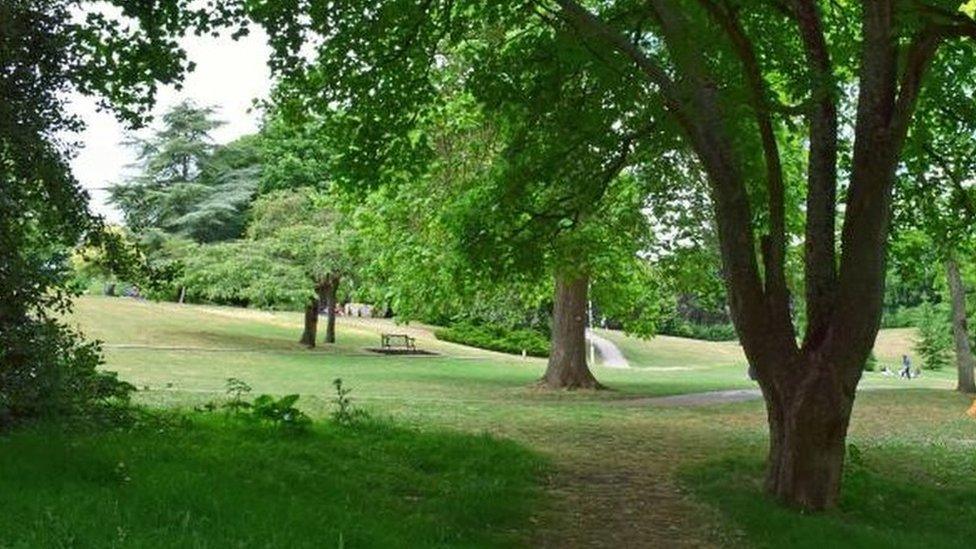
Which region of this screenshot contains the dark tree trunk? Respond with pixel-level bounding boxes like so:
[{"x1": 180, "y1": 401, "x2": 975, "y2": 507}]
[
  {"x1": 318, "y1": 280, "x2": 339, "y2": 345},
  {"x1": 761, "y1": 359, "x2": 857, "y2": 510},
  {"x1": 299, "y1": 298, "x2": 319, "y2": 348},
  {"x1": 540, "y1": 273, "x2": 602, "y2": 389},
  {"x1": 553, "y1": 0, "x2": 943, "y2": 512},
  {"x1": 946, "y1": 258, "x2": 976, "y2": 393}
]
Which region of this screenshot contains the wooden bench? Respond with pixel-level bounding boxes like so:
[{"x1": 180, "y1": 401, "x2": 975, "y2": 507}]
[{"x1": 381, "y1": 333, "x2": 416, "y2": 351}]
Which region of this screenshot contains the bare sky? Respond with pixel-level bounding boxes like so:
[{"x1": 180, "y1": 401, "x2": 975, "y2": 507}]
[{"x1": 68, "y1": 27, "x2": 273, "y2": 224}]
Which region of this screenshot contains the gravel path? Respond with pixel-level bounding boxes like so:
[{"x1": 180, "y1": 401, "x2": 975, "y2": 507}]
[{"x1": 586, "y1": 329, "x2": 630, "y2": 368}]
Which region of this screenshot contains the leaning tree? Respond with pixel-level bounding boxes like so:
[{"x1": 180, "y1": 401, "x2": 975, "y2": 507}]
[{"x1": 241, "y1": 0, "x2": 976, "y2": 510}]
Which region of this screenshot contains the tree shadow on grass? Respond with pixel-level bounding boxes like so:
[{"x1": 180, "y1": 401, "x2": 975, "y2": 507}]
[
  {"x1": 0, "y1": 416, "x2": 547, "y2": 547},
  {"x1": 681, "y1": 449, "x2": 976, "y2": 549}
]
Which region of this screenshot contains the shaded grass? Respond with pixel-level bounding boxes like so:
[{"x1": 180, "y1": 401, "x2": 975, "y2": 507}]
[
  {"x1": 0, "y1": 415, "x2": 545, "y2": 548},
  {"x1": 681, "y1": 390, "x2": 976, "y2": 548}
]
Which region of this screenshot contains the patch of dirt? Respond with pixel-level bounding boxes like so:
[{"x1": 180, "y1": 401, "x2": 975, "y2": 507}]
[
  {"x1": 526, "y1": 421, "x2": 734, "y2": 548},
  {"x1": 612, "y1": 389, "x2": 763, "y2": 408}
]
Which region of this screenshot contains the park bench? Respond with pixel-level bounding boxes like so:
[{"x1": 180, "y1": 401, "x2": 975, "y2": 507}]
[{"x1": 381, "y1": 333, "x2": 416, "y2": 351}]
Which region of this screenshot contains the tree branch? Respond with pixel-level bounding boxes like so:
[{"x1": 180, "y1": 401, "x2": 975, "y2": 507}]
[
  {"x1": 697, "y1": 0, "x2": 789, "y2": 305},
  {"x1": 791, "y1": 0, "x2": 839, "y2": 348}
]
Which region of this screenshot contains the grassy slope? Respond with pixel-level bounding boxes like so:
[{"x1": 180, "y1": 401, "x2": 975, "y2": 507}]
[
  {"x1": 41, "y1": 296, "x2": 976, "y2": 547},
  {"x1": 598, "y1": 326, "x2": 957, "y2": 391}
]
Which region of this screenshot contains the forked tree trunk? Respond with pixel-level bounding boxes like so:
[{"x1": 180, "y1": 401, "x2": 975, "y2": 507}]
[
  {"x1": 299, "y1": 298, "x2": 319, "y2": 348},
  {"x1": 540, "y1": 273, "x2": 602, "y2": 389},
  {"x1": 762, "y1": 361, "x2": 856, "y2": 510},
  {"x1": 319, "y1": 280, "x2": 339, "y2": 344},
  {"x1": 946, "y1": 258, "x2": 976, "y2": 393}
]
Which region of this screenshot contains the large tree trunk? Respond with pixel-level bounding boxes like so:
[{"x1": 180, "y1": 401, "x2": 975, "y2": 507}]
[
  {"x1": 762, "y1": 361, "x2": 856, "y2": 510},
  {"x1": 318, "y1": 280, "x2": 339, "y2": 345},
  {"x1": 946, "y1": 258, "x2": 976, "y2": 393},
  {"x1": 539, "y1": 273, "x2": 602, "y2": 389},
  {"x1": 299, "y1": 298, "x2": 319, "y2": 348}
]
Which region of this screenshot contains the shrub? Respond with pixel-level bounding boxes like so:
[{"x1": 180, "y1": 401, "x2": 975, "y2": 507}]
[
  {"x1": 914, "y1": 302, "x2": 952, "y2": 371},
  {"x1": 0, "y1": 320, "x2": 134, "y2": 428},
  {"x1": 658, "y1": 320, "x2": 738, "y2": 341},
  {"x1": 864, "y1": 352, "x2": 877, "y2": 372},
  {"x1": 434, "y1": 323, "x2": 550, "y2": 357},
  {"x1": 251, "y1": 394, "x2": 311, "y2": 431}
]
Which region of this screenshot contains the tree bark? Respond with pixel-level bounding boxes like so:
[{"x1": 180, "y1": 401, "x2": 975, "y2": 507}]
[
  {"x1": 299, "y1": 297, "x2": 319, "y2": 348},
  {"x1": 946, "y1": 258, "x2": 976, "y2": 393},
  {"x1": 540, "y1": 273, "x2": 602, "y2": 389},
  {"x1": 318, "y1": 280, "x2": 339, "y2": 345},
  {"x1": 761, "y1": 358, "x2": 856, "y2": 511}
]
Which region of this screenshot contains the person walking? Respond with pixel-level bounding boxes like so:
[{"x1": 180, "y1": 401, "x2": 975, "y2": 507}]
[{"x1": 900, "y1": 354, "x2": 913, "y2": 379}]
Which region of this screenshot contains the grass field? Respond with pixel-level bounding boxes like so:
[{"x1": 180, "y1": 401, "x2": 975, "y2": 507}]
[{"x1": 3, "y1": 296, "x2": 974, "y2": 547}]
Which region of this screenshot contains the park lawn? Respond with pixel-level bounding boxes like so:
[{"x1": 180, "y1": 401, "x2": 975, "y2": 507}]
[
  {"x1": 34, "y1": 296, "x2": 976, "y2": 547},
  {"x1": 0, "y1": 416, "x2": 544, "y2": 548},
  {"x1": 599, "y1": 326, "x2": 958, "y2": 391}
]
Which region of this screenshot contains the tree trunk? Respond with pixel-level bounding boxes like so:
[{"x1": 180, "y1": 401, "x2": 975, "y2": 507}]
[
  {"x1": 762, "y1": 362, "x2": 856, "y2": 510},
  {"x1": 540, "y1": 273, "x2": 602, "y2": 389},
  {"x1": 946, "y1": 258, "x2": 976, "y2": 393},
  {"x1": 299, "y1": 298, "x2": 319, "y2": 348},
  {"x1": 319, "y1": 281, "x2": 339, "y2": 344}
]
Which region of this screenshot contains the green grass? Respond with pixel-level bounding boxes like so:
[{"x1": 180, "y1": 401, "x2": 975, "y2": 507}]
[
  {"x1": 0, "y1": 416, "x2": 544, "y2": 548},
  {"x1": 16, "y1": 296, "x2": 970, "y2": 547},
  {"x1": 681, "y1": 390, "x2": 976, "y2": 548}
]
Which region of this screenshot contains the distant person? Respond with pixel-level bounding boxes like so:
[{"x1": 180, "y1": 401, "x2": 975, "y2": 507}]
[
  {"x1": 900, "y1": 355, "x2": 912, "y2": 379},
  {"x1": 880, "y1": 365, "x2": 892, "y2": 376}
]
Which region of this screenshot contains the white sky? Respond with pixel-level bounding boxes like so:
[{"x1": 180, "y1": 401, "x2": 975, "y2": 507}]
[{"x1": 68, "y1": 27, "x2": 273, "y2": 224}]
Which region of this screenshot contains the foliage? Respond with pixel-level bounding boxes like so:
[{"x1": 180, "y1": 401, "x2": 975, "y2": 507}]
[
  {"x1": 434, "y1": 323, "x2": 550, "y2": 358},
  {"x1": 223, "y1": 377, "x2": 252, "y2": 414},
  {"x1": 250, "y1": 394, "x2": 311, "y2": 431},
  {"x1": 914, "y1": 302, "x2": 953, "y2": 371},
  {"x1": 331, "y1": 378, "x2": 369, "y2": 425},
  {"x1": 0, "y1": 0, "x2": 235, "y2": 423},
  {"x1": 658, "y1": 320, "x2": 738, "y2": 342},
  {"x1": 110, "y1": 102, "x2": 261, "y2": 242},
  {"x1": 157, "y1": 188, "x2": 359, "y2": 311},
  {"x1": 214, "y1": 377, "x2": 311, "y2": 430},
  {"x1": 864, "y1": 352, "x2": 878, "y2": 372}
]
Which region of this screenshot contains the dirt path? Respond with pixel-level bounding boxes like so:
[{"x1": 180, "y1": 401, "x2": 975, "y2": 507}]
[
  {"x1": 614, "y1": 388, "x2": 762, "y2": 407},
  {"x1": 587, "y1": 329, "x2": 630, "y2": 369}
]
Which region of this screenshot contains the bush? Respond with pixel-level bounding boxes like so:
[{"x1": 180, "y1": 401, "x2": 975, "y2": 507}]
[
  {"x1": 434, "y1": 323, "x2": 550, "y2": 357},
  {"x1": 864, "y1": 352, "x2": 877, "y2": 372},
  {"x1": 658, "y1": 320, "x2": 738, "y2": 342},
  {"x1": 914, "y1": 302, "x2": 952, "y2": 371},
  {"x1": 882, "y1": 305, "x2": 925, "y2": 329},
  {"x1": 0, "y1": 320, "x2": 134, "y2": 428}
]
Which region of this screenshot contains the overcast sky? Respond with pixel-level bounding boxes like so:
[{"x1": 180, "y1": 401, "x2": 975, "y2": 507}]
[{"x1": 68, "y1": 27, "x2": 273, "y2": 224}]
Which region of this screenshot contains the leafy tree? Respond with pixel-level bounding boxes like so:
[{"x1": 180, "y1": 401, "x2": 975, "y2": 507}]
[
  {"x1": 110, "y1": 102, "x2": 262, "y2": 242},
  {"x1": 246, "y1": 0, "x2": 976, "y2": 510},
  {"x1": 914, "y1": 302, "x2": 953, "y2": 371},
  {"x1": 895, "y1": 42, "x2": 976, "y2": 391},
  {"x1": 348, "y1": 80, "x2": 660, "y2": 387},
  {"x1": 248, "y1": 188, "x2": 358, "y2": 346},
  {"x1": 172, "y1": 135, "x2": 263, "y2": 242},
  {"x1": 0, "y1": 0, "x2": 228, "y2": 424},
  {"x1": 110, "y1": 101, "x2": 223, "y2": 232}
]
